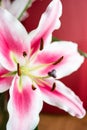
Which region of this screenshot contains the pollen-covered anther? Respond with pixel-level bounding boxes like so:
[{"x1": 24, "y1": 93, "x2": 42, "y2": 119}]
[
  {"x1": 53, "y1": 56, "x2": 64, "y2": 65},
  {"x1": 51, "y1": 82, "x2": 56, "y2": 91},
  {"x1": 17, "y1": 63, "x2": 21, "y2": 76},
  {"x1": 48, "y1": 69, "x2": 56, "y2": 78},
  {"x1": 40, "y1": 38, "x2": 44, "y2": 50},
  {"x1": 23, "y1": 51, "x2": 27, "y2": 57},
  {"x1": 32, "y1": 85, "x2": 36, "y2": 90}
]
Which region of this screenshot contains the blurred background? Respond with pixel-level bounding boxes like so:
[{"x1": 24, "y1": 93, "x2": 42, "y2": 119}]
[{"x1": 23, "y1": 0, "x2": 87, "y2": 112}]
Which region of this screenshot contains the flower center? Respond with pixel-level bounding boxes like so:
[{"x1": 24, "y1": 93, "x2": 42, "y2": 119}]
[{"x1": 1, "y1": 50, "x2": 64, "y2": 92}]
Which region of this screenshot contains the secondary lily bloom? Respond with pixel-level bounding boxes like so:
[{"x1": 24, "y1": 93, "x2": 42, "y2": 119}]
[
  {"x1": 0, "y1": 0, "x2": 86, "y2": 130},
  {"x1": 0, "y1": 0, "x2": 36, "y2": 19}
]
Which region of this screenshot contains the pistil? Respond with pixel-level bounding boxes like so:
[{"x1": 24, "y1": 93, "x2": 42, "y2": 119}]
[{"x1": 48, "y1": 69, "x2": 56, "y2": 78}]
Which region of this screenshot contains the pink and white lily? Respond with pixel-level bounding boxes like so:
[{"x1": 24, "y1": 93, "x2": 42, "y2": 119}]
[
  {"x1": 0, "y1": 0, "x2": 36, "y2": 20},
  {"x1": 0, "y1": 0, "x2": 86, "y2": 130}
]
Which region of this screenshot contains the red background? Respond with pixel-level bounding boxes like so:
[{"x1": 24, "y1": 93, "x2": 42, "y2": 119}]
[{"x1": 22, "y1": 0, "x2": 87, "y2": 113}]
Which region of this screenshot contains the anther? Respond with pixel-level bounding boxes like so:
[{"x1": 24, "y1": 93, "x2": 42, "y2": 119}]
[
  {"x1": 23, "y1": 51, "x2": 27, "y2": 57},
  {"x1": 40, "y1": 38, "x2": 44, "y2": 50},
  {"x1": 48, "y1": 69, "x2": 56, "y2": 78},
  {"x1": 32, "y1": 85, "x2": 36, "y2": 90},
  {"x1": 17, "y1": 63, "x2": 21, "y2": 76},
  {"x1": 53, "y1": 56, "x2": 64, "y2": 65},
  {"x1": 51, "y1": 82, "x2": 56, "y2": 91}
]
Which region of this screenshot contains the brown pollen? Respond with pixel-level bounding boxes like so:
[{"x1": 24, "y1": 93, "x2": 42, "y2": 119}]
[
  {"x1": 23, "y1": 51, "x2": 27, "y2": 57},
  {"x1": 17, "y1": 63, "x2": 21, "y2": 76},
  {"x1": 53, "y1": 56, "x2": 64, "y2": 65},
  {"x1": 32, "y1": 85, "x2": 36, "y2": 90},
  {"x1": 51, "y1": 82, "x2": 56, "y2": 91},
  {"x1": 40, "y1": 38, "x2": 44, "y2": 50}
]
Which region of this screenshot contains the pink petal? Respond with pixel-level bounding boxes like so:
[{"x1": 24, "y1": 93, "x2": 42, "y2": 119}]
[
  {"x1": 31, "y1": 41, "x2": 84, "y2": 79},
  {"x1": 0, "y1": 8, "x2": 29, "y2": 71},
  {"x1": 0, "y1": 64, "x2": 13, "y2": 92},
  {"x1": 29, "y1": 0, "x2": 62, "y2": 55},
  {"x1": 7, "y1": 75, "x2": 43, "y2": 130},
  {"x1": 38, "y1": 78, "x2": 86, "y2": 118}
]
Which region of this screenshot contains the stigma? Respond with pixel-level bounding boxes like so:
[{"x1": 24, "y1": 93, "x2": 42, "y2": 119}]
[{"x1": 48, "y1": 69, "x2": 56, "y2": 78}]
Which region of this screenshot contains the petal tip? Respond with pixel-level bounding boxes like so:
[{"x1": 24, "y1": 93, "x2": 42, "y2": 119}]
[{"x1": 77, "y1": 108, "x2": 86, "y2": 119}]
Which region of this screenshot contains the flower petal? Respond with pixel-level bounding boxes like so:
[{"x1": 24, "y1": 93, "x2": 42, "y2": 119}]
[
  {"x1": 0, "y1": 8, "x2": 29, "y2": 71},
  {"x1": 0, "y1": 64, "x2": 13, "y2": 92},
  {"x1": 7, "y1": 75, "x2": 43, "y2": 130},
  {"x1": 31, "y1": 41, "x2": 84, "y2": 79},
  {"x1": 37, "y1": 78, "x2": 86, "y2": 118},
  {"x1": 29, "y1": 0, "x2": 62, "y2": 55}
]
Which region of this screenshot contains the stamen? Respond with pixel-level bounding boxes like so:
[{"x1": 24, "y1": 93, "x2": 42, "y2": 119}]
[
  {"x1": 23, "y1": 51, "x2": 27, "y2": 57},
  {"x1": 53, "y1": 56, "x2": 64, "y2": 65},
  {"x1": 40, "y1": 38, "x2": 44, "y2": 50},
  {"x1": 17, "y1": 63, "x2": 21, "y2": 76},
  {"x1": 32, "y1": 85, "x2": 36, "y2": 90},
  {"x1": 48, "y1": 69, "x2": 56, "y2": 78},
  {"x1": 51, "y1": 82, "x2": 56, "y2": 91}
]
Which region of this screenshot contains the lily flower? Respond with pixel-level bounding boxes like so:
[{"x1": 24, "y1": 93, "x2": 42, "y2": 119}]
[
  {"x1": 0, "y1": 0, "x2": 86, "y2": 130},
  {"x1": 0, "y1": 0, "x2": 36, "y2": 20}
]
